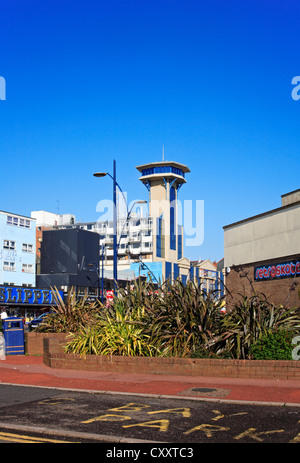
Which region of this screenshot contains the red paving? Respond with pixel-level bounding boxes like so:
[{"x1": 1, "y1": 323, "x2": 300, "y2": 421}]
[{"x1": 0, "y1": 355, "x2": 299, "y2": 405}]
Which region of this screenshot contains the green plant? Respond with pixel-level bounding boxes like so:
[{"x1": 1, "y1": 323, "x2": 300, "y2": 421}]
[
  {"x1": 36, "y1": 287, "x2": 101, "y2": 333},
  {"x1": 250, "y1": 330, "x2": 295, "y2": 360},
  {"x1": 65, "y1": 299, "x2": 159, "y2": 356},
  {"x1": 210, "y1": 294, "x2": 300, "y2": 359},
  {"x1": 135, "y1": 279, "x2": 226, "y2": 357},
  {"x1": 65, "y1": 279, "x2": 226, "y2": 357}
]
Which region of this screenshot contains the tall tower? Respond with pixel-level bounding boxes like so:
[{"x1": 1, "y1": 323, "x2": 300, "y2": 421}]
[{"x1": 136, "y1": 161, "x2": 190, "y2": 263}]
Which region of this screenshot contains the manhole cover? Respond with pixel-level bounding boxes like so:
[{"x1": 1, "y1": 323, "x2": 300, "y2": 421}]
[
  {"x1": 178, "y1": 387, "x2": 230, "y2": 398},
  {"x1": 192, "y1": 388, "x2": 217, "y2": 393}
]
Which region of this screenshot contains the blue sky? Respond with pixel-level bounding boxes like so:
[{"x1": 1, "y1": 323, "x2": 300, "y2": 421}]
[{"x1": 1, "y1": 0, "x2": 300, "y2": 262}]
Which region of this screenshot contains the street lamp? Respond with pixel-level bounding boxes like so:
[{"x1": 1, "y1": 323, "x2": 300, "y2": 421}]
[
  {"x1": 93, "y1": 161, "x2": 147, "y2": 290},
  {"x1": 94, "y1": 160, "x2": 118, "y2": 289}
]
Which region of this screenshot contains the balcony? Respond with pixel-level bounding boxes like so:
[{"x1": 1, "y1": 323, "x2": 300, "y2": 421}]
[{"x1": 128, "y1": 234, "x2": 141, "y2": 242}]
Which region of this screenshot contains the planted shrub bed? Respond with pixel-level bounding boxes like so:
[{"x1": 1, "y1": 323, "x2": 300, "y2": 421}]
[{"x1": 35, "y1": 280, "x2": 300, "y2": 362}]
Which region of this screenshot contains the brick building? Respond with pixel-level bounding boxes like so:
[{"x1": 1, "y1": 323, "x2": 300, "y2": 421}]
[{"x1": 223, "y1": 189, "x2": 300, "y2": 308}]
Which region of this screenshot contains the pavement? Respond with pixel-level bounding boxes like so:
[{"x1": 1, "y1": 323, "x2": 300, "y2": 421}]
[{"x1": 0, "y1": 355, "x2": 299, "y2": 406}]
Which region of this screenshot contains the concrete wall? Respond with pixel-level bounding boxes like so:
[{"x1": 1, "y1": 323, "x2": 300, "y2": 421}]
[{"x1": 224, "y1": 202, "x2": 300, "y2": 268}]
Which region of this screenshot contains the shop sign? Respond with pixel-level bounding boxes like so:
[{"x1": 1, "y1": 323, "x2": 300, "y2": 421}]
[
  {"x1": 199, "y1": 269, "x2": 217, "y2": 278},
  {"x1": 0, "y1": 286, "x2": 63, "y2": 305},
  {"x1": 254, "y1": 259, "x2": 300, "y2": 281}
]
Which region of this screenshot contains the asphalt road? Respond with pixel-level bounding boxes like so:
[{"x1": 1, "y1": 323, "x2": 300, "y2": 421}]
[{"x1": 0, "y1": 384, "x2": 299, "y2": 445}]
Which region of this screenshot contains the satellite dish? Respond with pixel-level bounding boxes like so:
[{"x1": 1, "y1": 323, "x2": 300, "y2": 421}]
[{"x1": 226, "y1": 267, "x2": 231, "y2": 273}]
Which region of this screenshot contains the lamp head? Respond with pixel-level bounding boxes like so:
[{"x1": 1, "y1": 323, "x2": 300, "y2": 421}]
[{"x1": 93, "y1": 172, "x2": 107, "y2": 177}]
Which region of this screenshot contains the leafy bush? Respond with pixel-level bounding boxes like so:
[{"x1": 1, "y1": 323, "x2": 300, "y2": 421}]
[
  {"x1": 36, "y1": 287, "x2": 101, "y2": 333},
  {"x1": 42, "y1": 283, "x2": 300, "y2": 360},
  {"x1": 250, "y1": 330, "x2": 295, "y2": 360},
  {"x1": 65, "y1": 279, "x2": 226, "y2": 357},
  {"x1": 140, "y1": 279, "x2": 225, "y2": 357},
  {"x1": 65, "y1": 299, "x2": 159, "y2": 356},
  {"x1": 209, "y1": 294, "x2": 300, "y2": 359}
]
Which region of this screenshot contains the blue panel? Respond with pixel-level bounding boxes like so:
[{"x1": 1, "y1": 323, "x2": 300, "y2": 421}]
[
  {"x1": 178, "y1": 233, "x2": 182, "y2": 259},
  {"x1": 181, "y1": 274, "x2": 187, "y2": 285},
  {"x1": 170, "y1": 186, "x2": 176, "y2": 250},
  {"x1": 130, "y1": 261, "x2": 163, "y2": 283},
  {"x1": 165, "y1": 261, "x2": 172, "y2": 280},
  {"x1": 173, "y1": 263, "x2": 179, "y2": 280},
  {"x1": 156, "y1": 215, "x2": 163, "y2": 257}
]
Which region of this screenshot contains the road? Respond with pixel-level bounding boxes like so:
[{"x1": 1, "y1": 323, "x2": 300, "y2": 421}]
[{"x1": 0, "y1": 384, "x2": 299, "y2": 446}]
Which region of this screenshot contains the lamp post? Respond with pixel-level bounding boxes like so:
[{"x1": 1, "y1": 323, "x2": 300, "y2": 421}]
[
  {"x1": 93, "y1": 161, "x2": 146, "y2": 290},
  {"x1": 94, "y1": 160, "x2": 118, "y2": 289}
]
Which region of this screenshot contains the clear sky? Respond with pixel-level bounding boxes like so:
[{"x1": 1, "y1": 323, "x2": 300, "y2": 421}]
[{"x1": 1, "y1": 0, "x2": 300, "y2": 263}]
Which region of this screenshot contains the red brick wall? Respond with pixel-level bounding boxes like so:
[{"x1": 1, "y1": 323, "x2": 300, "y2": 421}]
[
  {"x1": 42, "y1": 336, "x2": 300, "y2": 380},
  {"x1": 225, "y1": 262, "x2": 300, "y2": 309},
  {"x1": 26, "y1": 332, "x2": 68, "y2": 355}
]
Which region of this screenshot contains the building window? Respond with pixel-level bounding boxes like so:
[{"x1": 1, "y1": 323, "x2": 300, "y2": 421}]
[
  {"x1": 7, "y1": 215, "x2": 31, "y2": 228},
  {"x1": 3, "y1": 261, "x2": 15, "y2": 271},
  {"x1": 3, "y1": 240, "x2": 16, "y2": 250},
  {"x1": 22, "y1": 243, "x2": 33, "y2": 253},
  {"x1": 22, "y1": 263, "x2": 33, "y2": 273}
]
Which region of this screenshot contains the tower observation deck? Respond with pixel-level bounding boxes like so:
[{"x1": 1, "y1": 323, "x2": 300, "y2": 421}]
[{"x1": 136, "y1": 160, "x2": 190, "y2": 263}]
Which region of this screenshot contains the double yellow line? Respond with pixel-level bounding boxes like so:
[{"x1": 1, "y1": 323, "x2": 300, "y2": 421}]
[{"x1": 0, "y1": 431, "x2": 78, "y2": 443}]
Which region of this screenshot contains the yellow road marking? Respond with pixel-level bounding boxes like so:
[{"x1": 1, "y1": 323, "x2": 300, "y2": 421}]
[{"x1": 0, "y1": 431, "x2": 79, "y2": 443}]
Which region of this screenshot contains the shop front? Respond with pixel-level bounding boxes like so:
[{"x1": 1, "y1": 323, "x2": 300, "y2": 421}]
[{"x1": 0, "y1": 286, "x2": 63, "y2": 323}]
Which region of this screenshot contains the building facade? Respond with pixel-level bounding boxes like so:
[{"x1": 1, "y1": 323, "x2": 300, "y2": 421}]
[
  {"x1": 31, "y1": 210, "x2": 76, "y2": 267},
  {"x1": 224, "y1": 189, "x2": 300, "y2": 308},
  {"x1": 0, "y1": 210, "x2": 36, "y2": 287},
  {"x1": 37, "y1": 228, "x2": 103, "y2": 296}
]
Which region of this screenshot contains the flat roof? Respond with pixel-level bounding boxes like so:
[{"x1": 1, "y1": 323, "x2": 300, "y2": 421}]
[
  {"x1": 281, "y1": 188, "x2": 300, "y2": 198},
  {"x1": 223, "y1": 199, "x2": 300, "y2": 230},
  {"x1": 0, "y1": 210, "x2": 35, "y2": 220},
  {"x1": 136, "y1": 161, "x2": 190, "y2": 173}
]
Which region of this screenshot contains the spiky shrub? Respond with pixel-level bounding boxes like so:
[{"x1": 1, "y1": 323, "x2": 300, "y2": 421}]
[
  {"x1": 125, "y1": 279, "x2": 226, "y2": 358},
  {"x1": 65, "y1": 299, "x2": 159, "y2": 356},
  {"x1": 210, "y1": 294, "x2": 300, "y2": 359},
  {"x1": 36, "y1": 287, "x2": 101, "y2": 333},
  {"x1": 64, "y1": 279, "x2": 226, "y2": 357}
]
